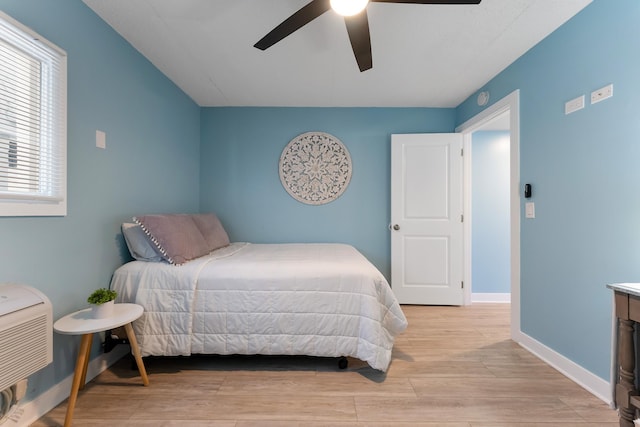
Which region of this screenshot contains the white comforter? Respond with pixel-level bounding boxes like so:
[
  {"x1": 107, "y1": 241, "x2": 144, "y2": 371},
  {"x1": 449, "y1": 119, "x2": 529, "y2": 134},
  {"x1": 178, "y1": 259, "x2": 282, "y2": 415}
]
[{"x1": 111, "y1": 242, "x2": 408, "y2": 371}]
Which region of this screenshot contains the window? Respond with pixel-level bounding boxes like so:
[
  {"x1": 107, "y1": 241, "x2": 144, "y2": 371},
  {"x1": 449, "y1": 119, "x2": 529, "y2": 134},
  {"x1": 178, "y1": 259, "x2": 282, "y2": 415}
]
[{"x1": 0, "y1": 11, "x2": 67, "y2": 216}]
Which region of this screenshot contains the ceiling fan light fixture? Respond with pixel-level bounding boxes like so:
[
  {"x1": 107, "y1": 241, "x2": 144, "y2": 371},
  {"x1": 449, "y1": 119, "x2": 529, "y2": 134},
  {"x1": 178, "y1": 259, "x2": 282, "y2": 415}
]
[
  {"x1": 255, "y1": 0, "x2": 481, "y2": 72},
  {"x1": 330, "y1": 0, "x2": 369, "y2": 16}
]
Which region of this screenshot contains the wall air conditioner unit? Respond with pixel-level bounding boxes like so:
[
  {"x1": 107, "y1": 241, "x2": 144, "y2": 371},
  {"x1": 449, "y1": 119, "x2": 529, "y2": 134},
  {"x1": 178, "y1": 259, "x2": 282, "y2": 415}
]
[{"x1": 0, "y1": 284, "x2": 53, "y2": 393}]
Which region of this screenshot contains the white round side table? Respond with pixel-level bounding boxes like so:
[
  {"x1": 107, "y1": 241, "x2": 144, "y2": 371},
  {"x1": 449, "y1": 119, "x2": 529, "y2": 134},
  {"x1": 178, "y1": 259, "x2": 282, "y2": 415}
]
[{"x1": 54, "y1": 303, "x2": 149, "y2": 427}]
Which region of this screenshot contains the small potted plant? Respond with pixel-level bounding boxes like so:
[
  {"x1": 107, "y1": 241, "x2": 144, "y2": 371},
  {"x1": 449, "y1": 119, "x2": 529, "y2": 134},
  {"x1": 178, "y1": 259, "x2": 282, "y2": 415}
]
[{"x1": 87, "y1": 288, "x2": 117, "y2": 319}]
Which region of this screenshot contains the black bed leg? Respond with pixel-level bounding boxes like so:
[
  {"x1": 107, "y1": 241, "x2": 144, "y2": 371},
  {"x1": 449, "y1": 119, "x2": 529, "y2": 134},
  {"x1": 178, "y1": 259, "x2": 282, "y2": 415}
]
[
  {"x1": 103, "y1": 330, "x2": 129, "y2": 353},
  {"x1": 338, "y1": 357, "x2": 348, "y2": 370}
]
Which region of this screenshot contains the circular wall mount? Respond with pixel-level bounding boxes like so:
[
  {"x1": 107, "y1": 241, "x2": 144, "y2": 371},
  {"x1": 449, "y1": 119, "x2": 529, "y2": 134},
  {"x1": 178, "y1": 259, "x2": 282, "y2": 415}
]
[
  {"x1": 279, "y1": 132, "x2": 352, "y2": 205},
  {"x1": 477, "y1": 91, "x2": 490, "y2": 106}
]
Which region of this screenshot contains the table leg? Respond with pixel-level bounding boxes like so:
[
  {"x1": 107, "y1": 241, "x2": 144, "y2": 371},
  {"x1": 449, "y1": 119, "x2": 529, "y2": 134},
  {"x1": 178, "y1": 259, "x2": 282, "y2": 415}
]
[
  {"x1": 618, "y1": 318, "x2": 636, "y2": 427},
  {"x1": 64, "y1": 333, "x2": 92, "y2": 427},
  {"x1": 79, "y1": 333, "x2": 93, "y2": 390},
  {"x1": 124, "y1": 322, "x2": 149, "y2": 386}
]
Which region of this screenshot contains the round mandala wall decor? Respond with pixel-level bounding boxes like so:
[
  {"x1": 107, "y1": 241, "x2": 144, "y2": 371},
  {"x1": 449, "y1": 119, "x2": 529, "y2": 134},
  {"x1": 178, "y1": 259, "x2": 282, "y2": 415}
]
[{"x1": 279, "y1": 132, "x2": 352, "y2": 205}]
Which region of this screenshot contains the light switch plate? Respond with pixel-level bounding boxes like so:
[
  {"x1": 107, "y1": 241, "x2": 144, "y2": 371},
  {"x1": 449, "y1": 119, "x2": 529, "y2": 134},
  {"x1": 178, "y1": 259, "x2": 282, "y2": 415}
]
[
  {"x1": 591, "y1": 84, "x2": 613, "y2": 104},
  {"x1": 96, "y1": 130, "x2": 106, "y2": 149},
  {"x1": 565, "y1": 95, "x2": 584, "y2": 115},
  {"x1": 525, "y1": 202, "x2": 535, "y2": 219}
]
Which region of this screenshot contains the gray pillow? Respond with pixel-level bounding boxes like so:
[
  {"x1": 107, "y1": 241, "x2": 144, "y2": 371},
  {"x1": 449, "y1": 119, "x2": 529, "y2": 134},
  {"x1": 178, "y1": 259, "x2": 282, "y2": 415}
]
[
  {"x1": 134, "y1": 214, "x2": 210, "y2": 265},
  {"x1": 190, "y1": 213, "x2": 230, "y2": 252},
  {"x1": 121, "y1": 223, "x2": 163, "y2": 262}
]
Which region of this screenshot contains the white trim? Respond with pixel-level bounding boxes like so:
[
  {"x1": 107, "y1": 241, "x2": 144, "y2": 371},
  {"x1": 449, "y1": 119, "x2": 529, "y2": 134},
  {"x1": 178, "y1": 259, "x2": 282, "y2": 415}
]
[
  {"x1": 456, "y1": 90, "x2": 521, "y2": 339},
  {"x1": 0, "y1": 10, "x2": 66, "y2": 56},
  {"x1": 471, "y1": 293, "x2": 511, "y2": 303},
  {"x1": 9, "y1": 346, "x2": 129, "y2": 426},
  {"x1": 518, "y1": 331, "x2": 613, "y2": 406},
  {"x1": 462, "y1": 137, "x2": 473, "y2": 305}
]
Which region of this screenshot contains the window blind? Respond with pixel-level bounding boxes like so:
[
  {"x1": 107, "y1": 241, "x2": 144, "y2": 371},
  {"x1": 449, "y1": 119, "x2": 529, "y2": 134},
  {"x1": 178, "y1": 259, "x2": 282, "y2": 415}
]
[{"x1": 0, "y1": 11, "x2": 67, "y2": 215}]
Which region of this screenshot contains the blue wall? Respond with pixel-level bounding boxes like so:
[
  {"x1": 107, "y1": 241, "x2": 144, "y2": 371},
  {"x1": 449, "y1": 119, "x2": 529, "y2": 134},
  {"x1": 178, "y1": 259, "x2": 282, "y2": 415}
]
[
  {"x1": 200, "y1": 107, "x2": 456, "y2": 279},
  {"x1": 1, "y1": 0, "x2": 633, "y2": 410},
  {"x1": 472, "y1": 131, "x2": 510, "y2": 294},
  {"x1": 457, "y1": 0, "x2": 640, "y2": 380},
  {"x1": 0, "y1": 0, "x2": 200, "y2": 402}
]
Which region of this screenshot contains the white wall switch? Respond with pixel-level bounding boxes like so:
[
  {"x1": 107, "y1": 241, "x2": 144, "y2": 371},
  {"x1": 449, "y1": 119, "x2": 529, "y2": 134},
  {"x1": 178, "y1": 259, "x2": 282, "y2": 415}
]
[
  {"x1": 96, "y1": 130, "x2": 106, "y2": 149},
  {"x1": 591, "y1": 84, "x2": 613, "y2": 104},
  {"x1": 525, "y1": 202, "x2": 535, "y2": 219},
  {"x1": 565, "y1": 95, "x2": 585, "y2": 114}
]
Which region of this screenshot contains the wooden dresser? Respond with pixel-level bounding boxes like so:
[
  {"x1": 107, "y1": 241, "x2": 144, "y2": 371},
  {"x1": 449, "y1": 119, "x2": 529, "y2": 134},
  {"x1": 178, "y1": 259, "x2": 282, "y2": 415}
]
[{"x1": 609, "y1": 282, "x2": 640, "y2": 427}]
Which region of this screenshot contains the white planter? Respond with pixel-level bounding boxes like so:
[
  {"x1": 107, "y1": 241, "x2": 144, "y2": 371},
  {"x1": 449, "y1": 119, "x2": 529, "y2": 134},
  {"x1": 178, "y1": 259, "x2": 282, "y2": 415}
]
[{"x1": 91, "y1": 300, "x2": 115, "y2": 319}]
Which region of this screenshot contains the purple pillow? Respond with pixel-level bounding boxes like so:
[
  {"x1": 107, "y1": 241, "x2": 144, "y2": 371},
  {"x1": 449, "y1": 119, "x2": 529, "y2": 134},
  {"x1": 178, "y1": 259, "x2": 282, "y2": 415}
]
[
  {"x1": 190, "y1": 213, "x2": 230, "y2": 252},
  {"x1": 133, "y1": 214, "x2": 209, "y2": 265}
]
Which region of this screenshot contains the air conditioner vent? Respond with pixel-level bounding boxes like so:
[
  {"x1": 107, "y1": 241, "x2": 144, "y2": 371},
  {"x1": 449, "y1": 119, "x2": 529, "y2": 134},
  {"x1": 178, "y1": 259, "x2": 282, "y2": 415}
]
[{"x1": 0, "y1": 284, "x2": 52, "y2": 393}]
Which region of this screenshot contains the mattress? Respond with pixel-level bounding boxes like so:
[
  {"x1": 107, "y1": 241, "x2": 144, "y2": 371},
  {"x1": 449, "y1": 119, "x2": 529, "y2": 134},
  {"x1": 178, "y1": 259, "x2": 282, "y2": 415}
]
[{"x1": 110, "y1": 242, "x2": 408, "y2": 371}]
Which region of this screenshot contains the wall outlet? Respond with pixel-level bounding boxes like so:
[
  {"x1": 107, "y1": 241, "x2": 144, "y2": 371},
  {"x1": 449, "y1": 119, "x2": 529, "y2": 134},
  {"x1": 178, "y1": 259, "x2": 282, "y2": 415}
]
[
  {"x1": 565, "y1": 95, "x2": 584, "y2": 114},
  {"x1": 591, "y1": 84, "x2": 613, "y2": 104},
  {"x1": 14, "y1": 378, "x2": 27, "y2": 400}
]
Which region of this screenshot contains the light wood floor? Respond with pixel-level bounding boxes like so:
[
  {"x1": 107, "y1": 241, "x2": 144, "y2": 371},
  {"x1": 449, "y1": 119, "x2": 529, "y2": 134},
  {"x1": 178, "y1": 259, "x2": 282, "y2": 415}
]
[{"x1": 33, "y1": 304, "x2": 619, "y2": 426}]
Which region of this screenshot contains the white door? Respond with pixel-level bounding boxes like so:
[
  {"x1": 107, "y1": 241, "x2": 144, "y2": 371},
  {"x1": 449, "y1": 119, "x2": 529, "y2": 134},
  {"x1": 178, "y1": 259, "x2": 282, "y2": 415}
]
[{"x1": 391, "y1": 133, "x2": 463, "y2": 305}]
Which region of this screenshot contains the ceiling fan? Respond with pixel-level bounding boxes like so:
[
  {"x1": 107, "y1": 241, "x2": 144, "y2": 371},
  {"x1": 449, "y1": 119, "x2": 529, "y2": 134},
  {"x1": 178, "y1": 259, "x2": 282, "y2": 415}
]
[{"x1": 254, "y1": 0, "x2": 482, "y2": 72}]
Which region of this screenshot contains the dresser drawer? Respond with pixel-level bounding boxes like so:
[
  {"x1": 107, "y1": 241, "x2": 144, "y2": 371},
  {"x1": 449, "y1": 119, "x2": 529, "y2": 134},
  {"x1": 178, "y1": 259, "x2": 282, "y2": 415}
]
[{"x1": 629, "y1": 294, "x2": 640, "y2": 323}]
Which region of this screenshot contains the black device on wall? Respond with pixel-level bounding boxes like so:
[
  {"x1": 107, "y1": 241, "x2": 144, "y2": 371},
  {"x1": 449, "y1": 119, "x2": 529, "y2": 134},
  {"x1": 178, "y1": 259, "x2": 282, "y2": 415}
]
[{"x1": 524, "y1": 184, "x2": 532, "y2": 198}]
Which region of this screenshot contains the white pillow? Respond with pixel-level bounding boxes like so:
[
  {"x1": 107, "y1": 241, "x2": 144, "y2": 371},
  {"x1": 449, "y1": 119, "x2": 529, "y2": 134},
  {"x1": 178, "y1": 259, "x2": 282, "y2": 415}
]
[{"x1": 121, "y1": 223, "x2": 163, "y2": 262}]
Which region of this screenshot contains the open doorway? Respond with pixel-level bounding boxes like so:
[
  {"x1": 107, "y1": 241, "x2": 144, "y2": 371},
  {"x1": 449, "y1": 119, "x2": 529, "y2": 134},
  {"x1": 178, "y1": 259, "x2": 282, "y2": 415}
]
[
  {"x1": 456, "y1": 90, "x2": 521, "y2": 341},
  {"x1": 469, "y1": 112, "x2": 511, "y2": 303}
]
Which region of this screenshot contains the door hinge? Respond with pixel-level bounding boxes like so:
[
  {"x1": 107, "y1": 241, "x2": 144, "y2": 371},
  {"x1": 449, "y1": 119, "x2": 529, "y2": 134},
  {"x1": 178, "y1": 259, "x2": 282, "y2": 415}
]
[
  {"x1": 461, "y1": 214, "x2": 464, "y2": 222},
  {"x1": 461, "y1": 281, "x2": 464, "y2": 289},
  {"x1": 461, "y1": 148, "x2": 464, "y2": 156}
]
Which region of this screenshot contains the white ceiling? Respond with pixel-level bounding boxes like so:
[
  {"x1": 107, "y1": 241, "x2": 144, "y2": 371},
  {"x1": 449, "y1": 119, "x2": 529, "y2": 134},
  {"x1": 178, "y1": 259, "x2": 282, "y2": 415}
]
[{"x1": 82, "y1": 0, "x2": 591, "y2": 108}]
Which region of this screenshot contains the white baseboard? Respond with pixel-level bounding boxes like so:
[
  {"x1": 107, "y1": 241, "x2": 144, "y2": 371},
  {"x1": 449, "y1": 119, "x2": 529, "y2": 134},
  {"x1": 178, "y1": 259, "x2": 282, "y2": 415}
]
[
  {"x1": 471, "y1": 292, "x2": 511, "y2": 303},
  {"x1": 517, "y1": 331, "x2": 613, "y2": 406},
  {"x1": 8, "y1": 345, "x2": 129, "y2": 427}
]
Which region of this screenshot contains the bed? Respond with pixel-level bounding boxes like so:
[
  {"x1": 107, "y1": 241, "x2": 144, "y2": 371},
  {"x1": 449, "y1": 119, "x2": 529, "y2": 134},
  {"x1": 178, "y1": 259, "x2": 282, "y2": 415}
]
[{"x1": 110, "y1": 213, "x2": 408, "y2": 372}]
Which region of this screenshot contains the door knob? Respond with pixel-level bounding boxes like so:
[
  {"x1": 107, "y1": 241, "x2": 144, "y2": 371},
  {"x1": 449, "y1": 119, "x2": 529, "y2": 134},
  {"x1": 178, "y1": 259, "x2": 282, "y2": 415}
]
[{"x1": 393, "y1": 224, "x2": 400, "y2": 231}]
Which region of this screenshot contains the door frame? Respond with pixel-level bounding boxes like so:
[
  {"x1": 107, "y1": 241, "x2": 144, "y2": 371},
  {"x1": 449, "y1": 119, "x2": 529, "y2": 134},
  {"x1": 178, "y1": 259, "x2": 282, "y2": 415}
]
[{"x1": 455, "y1": 89, "x2": 521, "y2": 341}]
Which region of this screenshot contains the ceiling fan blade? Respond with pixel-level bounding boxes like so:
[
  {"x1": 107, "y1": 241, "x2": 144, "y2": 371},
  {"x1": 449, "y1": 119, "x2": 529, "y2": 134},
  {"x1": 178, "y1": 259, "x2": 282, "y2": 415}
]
[
  {"x1": 344, "y1": 10, "x2": 373, "y2": 72},
  {"x1": 254, "y1": 0, "x2": 332, "y2": 50},
  {"x1": 371, "y1": 0, "x2": 481, "y2": 4}
]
